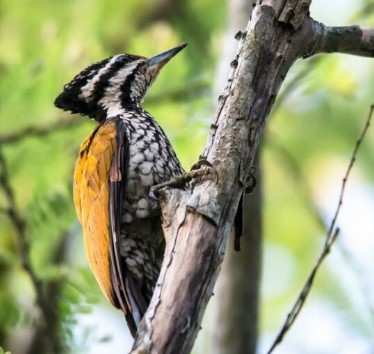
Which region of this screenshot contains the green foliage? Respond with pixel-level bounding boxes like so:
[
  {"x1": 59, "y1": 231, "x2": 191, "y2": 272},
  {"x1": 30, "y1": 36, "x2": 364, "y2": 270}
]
[
  {"x1": 0, "y1": 292, "x2": 20, "y2": 334},
  {"x1": 0, "y1": 346, "x2": 12, "y2": 354},
  {"x1": 26, "y1": 191, "x2": 75, "y2": 277},
  {"x1": 1, "y1": 0, "x2": 374, "y2": 353}
]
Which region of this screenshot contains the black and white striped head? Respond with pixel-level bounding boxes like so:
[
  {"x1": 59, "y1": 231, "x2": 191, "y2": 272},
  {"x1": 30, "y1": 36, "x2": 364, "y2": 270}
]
[{"x1": 54, "y1": 43, "x2": 187, "y2": 122}]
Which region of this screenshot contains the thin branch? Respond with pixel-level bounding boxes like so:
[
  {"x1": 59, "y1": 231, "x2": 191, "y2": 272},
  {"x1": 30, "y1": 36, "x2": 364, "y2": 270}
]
[
  {"x1": 267, "y1": 103, "x2": 373, "y2": 354},
  {"x1": 312, "y1": 24, "x2": 374, "y2": 57},
  {"x1": 327, "y1": 104, "x2": 373, "y2": 236}
]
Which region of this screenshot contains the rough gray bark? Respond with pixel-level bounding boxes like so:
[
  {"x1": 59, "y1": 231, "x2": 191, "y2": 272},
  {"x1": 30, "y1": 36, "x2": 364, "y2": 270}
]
[
  {"x1": 212, "y1": 167, "x2": 262, "y2": 354},
  {"x1": 131, "y1": 1, "x2": 374, "y2": 353},
  {"x1": 211, "y1": 1, "x2": 262, "y2": 353}
]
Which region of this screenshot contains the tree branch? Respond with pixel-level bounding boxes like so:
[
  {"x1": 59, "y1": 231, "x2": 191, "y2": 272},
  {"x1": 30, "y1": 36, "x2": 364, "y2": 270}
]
[
  {"x1": 211, "y1": 1, "x2": 262, "y2": 353},
  {"x1": 311, "y1": 24, "x2": 374, "y2": 57},
  {"x1": 130, "y1": 1, "x2": 374, "y2": 352},
  {"x1": 132, "y1": 2, "x2": 314, "y2": 353}
]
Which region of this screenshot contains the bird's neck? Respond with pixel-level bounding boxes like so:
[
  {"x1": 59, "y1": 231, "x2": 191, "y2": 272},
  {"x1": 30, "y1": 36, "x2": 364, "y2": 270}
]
[{"x1": 103, "y1": 101, "x2": 144, "y2": 120}]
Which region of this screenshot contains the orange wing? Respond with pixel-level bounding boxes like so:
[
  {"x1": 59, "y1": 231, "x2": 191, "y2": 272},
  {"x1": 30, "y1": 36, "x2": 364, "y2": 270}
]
[
  {"x1": 74, "y1": 118, "x2": 144, "y2": 336},
  {"x1": 74, "y1": 120, "x2": 119, "y2": 305}
]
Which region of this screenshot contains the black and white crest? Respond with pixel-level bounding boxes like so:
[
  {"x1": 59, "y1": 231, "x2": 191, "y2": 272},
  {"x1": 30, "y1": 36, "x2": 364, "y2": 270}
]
[
  {"x1": 55, "y1": 44, "x2": 187, "y2": 122},
  {"x1": 54, "y1": 54, "x2": 147, "y2": 122}
]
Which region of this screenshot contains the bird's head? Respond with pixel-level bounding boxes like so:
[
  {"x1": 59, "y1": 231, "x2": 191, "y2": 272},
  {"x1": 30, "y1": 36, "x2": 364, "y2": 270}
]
[{"x1": 54, "y1": 43, "x2": 187, "y2": 122}]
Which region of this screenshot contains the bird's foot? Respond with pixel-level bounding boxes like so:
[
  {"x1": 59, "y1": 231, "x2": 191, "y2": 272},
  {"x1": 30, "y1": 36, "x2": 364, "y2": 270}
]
[
  {"x1": 189, "y1": 157, "x2": 219, "y2": 186},
  {"x1": 150, "y1": 157, "x2": 218, "y2": 198}
]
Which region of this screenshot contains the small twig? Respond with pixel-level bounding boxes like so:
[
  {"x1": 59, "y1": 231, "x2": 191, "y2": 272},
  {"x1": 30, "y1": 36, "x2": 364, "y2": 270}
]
[
  {"x1": 267, "y1": 103, "x2": 373, "y2": 354},
  {"x1": 327, "y1": 104, "x2": 373, "y2": 238}
]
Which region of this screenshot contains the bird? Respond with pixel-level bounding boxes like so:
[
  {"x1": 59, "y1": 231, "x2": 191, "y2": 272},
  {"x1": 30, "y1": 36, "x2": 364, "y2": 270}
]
[{"x1": 54, "y1": 43, "x2": 188, "y2": 337}]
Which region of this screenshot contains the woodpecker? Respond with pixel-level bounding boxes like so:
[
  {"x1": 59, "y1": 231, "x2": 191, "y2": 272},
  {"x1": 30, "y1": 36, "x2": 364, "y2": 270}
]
[{"x1": 54, "y1": 44, "x2": 187, "y2": 336}]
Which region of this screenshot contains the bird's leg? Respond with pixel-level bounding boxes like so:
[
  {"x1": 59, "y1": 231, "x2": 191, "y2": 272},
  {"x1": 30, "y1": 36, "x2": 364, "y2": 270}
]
[{"x1": 150, "y1": 156, "x2": 218, "y2": 197}]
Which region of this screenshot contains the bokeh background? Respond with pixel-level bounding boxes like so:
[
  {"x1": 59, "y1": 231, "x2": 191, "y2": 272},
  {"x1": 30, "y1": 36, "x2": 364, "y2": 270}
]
[{"x1": 1, "y1": 0, "x2": 374, "y2": 353}]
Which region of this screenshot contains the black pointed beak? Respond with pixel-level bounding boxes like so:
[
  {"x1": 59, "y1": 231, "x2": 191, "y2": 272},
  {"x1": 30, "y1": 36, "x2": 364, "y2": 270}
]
[{"x1": 148, "y1": 43, "x2": 187, "y2": 67}]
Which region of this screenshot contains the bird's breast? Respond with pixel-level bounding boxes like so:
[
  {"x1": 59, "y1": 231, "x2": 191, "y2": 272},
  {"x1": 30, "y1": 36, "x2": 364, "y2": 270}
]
[{"x1": 121, "y1": 113, "x2": 184, "y2": 223}]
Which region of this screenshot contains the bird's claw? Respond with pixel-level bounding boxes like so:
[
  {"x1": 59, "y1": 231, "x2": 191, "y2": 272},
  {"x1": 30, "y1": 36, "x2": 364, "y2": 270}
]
[
  {"x1": 150, "y1": 157, "x2": 218, "y2": 198},
  {"x1": 189, "y1": 157, "x2": 219, "y2": 186}
]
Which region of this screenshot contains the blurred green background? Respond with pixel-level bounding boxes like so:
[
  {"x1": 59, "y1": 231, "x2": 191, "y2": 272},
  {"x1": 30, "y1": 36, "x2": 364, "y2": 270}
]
[{"x1": 1, "y1": 0, "x2": 374, "y2": 353}]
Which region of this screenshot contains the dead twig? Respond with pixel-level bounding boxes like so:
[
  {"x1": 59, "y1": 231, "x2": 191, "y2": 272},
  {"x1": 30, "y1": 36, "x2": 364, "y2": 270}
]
[{"x1": 267, "y1": 103, "x2": 373, "y2": 354}]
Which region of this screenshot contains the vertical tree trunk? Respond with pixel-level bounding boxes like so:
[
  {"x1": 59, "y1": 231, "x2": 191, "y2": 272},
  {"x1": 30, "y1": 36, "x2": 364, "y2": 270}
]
[
  {"x1": 211, "y1": 1, "x2": 261, "y2": 353},
  {"x1": 131, "y1": 2, "x2": 374, "y2": 353},
  {"x1": 212, "y1": 170, "x2": 262, "y2": 354}
]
